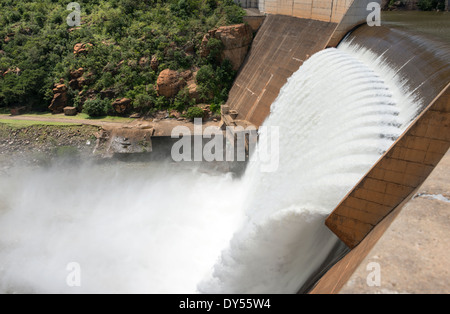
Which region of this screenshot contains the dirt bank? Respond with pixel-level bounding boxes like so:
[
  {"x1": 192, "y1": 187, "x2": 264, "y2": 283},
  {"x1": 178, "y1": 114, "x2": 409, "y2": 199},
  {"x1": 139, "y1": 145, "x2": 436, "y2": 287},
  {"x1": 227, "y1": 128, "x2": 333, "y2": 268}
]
[{"x1": 0, "y1": 123, "x2": 101, "y2": 168}]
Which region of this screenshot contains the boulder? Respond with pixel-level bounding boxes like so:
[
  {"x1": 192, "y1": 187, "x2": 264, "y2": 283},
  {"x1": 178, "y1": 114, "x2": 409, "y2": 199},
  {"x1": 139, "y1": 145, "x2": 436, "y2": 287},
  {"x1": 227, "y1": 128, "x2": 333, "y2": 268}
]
[
  {"x1": 70, "y1": 68, "x2": 84, "y2": 79},
  {"x1": 156, "y1": 69, "x2": 187, "y2": 98},
  {"x1": 139, "y1": 56, "x2": 149, "y2": 68},
  {"x1": 73, "y1": 43, "x2": 92, "y2": 55},
  {"x1": 150, "y1": 55, "x2": 159, "y2": 72},
  {"x1": 4, "y1": 34, "x2": 14, "y2": 43},
  {"x1": 49, "y1": 83, "x2": 68, "y2": 114},
  {"x1": 100, "y1": 88, "x2": 116, "y2": 99},
  {"x1": 187, "y1": 82, "x2": 200, "y2": 103},
  {"x1": 10, "y1": 106, "x2": 27, "y2": 116},
  {"x1": 200, "y1": 24, "x2": 253, "y2": 71},
  {"x1": 112, "y1": 98, "x2": 132, "y2": 115},
  {"x1": 186, "y1": 70, "x2": 201, "y2": 103},
  {"x1": 64, "y1": 106, "x2": 77, "y2": 116},
  {"x1": 169, "y1": 110, "x2": 181, "y2": 119},
  {"x1": 52, "y1": 83, "x2": 67, "y2": 94},
  {"x1": 69, "y1": 79, "x2": 79, "y2": 90},
  {"x1": 3, "y1": 67, "x2": 21, "y2": 76}
]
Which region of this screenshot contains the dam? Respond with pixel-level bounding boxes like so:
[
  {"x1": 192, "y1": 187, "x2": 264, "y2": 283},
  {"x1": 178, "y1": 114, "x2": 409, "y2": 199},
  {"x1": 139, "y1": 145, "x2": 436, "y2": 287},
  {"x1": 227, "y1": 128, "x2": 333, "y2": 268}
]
[
  {"x1": 225, "y1": 0, "x2": 450, "y2": 293},
  {"x1": 0, "y1": 1, "x2": 448, "y2": 294}
]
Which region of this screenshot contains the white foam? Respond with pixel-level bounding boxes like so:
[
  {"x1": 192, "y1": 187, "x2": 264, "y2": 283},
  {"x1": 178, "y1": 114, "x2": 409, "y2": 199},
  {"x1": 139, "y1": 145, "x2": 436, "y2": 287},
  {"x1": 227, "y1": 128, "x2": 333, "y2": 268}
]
[{"x1": 199, "y1": 47, "x2": 419, "y2": 293}]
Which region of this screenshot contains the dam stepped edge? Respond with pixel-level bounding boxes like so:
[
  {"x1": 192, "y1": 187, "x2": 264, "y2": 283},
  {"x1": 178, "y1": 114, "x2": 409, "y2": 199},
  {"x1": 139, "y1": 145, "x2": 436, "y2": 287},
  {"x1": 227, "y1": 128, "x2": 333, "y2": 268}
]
[{"x1": 225, "y1": 0, "x2": 450, "y2": 293}]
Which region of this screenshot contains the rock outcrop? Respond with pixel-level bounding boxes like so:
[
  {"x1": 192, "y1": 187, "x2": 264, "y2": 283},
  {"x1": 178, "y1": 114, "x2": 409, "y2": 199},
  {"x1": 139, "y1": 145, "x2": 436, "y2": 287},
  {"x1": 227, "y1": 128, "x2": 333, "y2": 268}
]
[
  {"x1": 73, "y1": 43, "x2": 93, "y2": 55},
  {"x1": 49, "y1": 83, "x2": 68, "y2": 114},
  {"x1": 186, "y1": 70, "x2": 201, "y2": 103},
  {"x1": 150, "y1": 55, "x2": 159, "y2": 72},
  {"x1": 201, "y1": 24, "x2": 253, "y2": 71},
  {"x1": 156, "y1": 69, "x2": 187, "y2": 98},
  {"x1": 64, "y1": 106, "x2": 77, "y2": 116},
  {"x1": 100, "y1": 88, "x2": 116, "y2": 100},
  {"x1": 3, "y1": 67, "x2": 21, "y2": 76},
  {"x1": 78, "y1": 89, "x2": 97, "y2": 111},
  {"x1": 112, "y1": 98, "x2": 132, "y2": 115},
  {"x1": 69, "y1": 67, "x2": 85, "y2": 90},
  {"x1": 139, "y1": 56, "x2": 149, "y2": 68}
]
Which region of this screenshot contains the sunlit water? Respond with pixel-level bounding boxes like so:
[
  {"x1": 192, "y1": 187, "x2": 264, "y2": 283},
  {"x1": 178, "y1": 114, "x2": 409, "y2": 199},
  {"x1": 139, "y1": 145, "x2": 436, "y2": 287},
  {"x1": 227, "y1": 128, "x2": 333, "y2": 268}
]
[{"x1": 382, "y1": 11, "x2": 450, "y2": 43}]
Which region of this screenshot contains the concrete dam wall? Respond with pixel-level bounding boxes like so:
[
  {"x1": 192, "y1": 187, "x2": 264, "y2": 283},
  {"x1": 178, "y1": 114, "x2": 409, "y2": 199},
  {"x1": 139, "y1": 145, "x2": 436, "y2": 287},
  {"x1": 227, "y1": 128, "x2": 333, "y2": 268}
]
[
  {"x1": 229, "y1": 0, "x2": 450, "y2": 293},
  {"x1": 227, "y1": 0, "x2": 378, "y2": 127},
  {"x1": 310, "y1": 26, "x2": 450, "y2": 293}
]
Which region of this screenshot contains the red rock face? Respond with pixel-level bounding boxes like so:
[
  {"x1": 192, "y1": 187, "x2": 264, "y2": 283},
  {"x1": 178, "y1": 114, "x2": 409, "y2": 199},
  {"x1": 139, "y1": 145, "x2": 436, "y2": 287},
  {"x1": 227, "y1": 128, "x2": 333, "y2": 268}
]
[
  {"x1": 70, "y1": 68, "x2": 84, "y2": 79},
  {"x1": 68, "y1": 68, "x2": 87, "y2": 90},
  {"x1": 49, "y1": 83, "x2": 68, "y2": 114},
  {"x1": 200, "y1": 24, "x2": 253, "y2": 71},
  {"x1": 3, "y1": 67, "x2": 21, "y2": 76},
  {"x1": 63, "y1": 106, "x2": 77, "y2": 116},
  {"x1": 112, "y1": 98, "x2": 132, "y2": 115},
  {"x1": 150, "y1": 55, "x2": 159, "y2": 72},
  {"x1": 156, "y1": 69, "x2": 187, "y2": 98},
  {"x1": 73, "y1": 43, "x2": 92, "y2": 55}
]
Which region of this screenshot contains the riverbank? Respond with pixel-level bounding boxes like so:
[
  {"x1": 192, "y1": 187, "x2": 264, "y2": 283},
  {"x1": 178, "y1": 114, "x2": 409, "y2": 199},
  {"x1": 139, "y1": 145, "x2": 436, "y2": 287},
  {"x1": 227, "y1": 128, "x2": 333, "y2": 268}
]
[{"x1": 0, "y1": 122, "x2": 101, "y2": 168}]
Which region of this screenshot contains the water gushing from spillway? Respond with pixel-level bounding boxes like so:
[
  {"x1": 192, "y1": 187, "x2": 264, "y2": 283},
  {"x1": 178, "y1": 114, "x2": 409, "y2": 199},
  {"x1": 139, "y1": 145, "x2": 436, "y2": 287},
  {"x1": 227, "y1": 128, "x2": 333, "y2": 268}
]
[
  {"x1": 199, "y1": 46, "x2": 421, "y2": 293},
  {"x1": 0, "y1": 45, "x2": 420, "y2": 293}
]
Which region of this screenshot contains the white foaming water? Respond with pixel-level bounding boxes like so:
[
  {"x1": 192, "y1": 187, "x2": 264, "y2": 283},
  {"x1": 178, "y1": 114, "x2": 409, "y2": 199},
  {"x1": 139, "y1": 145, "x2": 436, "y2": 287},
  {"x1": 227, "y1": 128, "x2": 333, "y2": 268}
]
[
  {"x1": 0, "y1": 163, "x2": 246, "y2": 293},
  {"x1": 199, "y1": 47, "x2": 420, "y2": 293},
  {"x1": 0, "y1": 46, "x2": 420, "y2": 294}
]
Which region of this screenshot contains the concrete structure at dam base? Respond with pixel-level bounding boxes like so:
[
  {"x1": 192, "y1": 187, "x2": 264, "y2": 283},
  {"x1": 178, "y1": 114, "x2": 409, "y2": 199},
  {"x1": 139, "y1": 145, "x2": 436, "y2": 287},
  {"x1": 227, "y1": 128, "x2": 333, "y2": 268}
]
[{"x1": 227, "y1": 0, "x2": 450, "y2": 293}]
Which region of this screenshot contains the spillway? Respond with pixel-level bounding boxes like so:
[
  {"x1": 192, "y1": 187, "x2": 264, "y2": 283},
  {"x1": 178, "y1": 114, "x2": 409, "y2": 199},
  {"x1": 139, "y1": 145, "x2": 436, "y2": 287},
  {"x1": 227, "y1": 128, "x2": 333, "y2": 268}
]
[{"x1": 199, "y1": 46, "x2": 420, "y2": 293}]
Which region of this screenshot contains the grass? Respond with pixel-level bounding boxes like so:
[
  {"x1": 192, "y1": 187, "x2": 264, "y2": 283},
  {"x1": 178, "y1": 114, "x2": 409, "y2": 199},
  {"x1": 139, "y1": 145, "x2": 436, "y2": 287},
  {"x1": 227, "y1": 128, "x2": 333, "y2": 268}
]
[
  {"x1": 23, "y1": 112, "x2": 134, "y2": 123},
  {"x1": 0, "y1": 112, "x2": 134, "y2": 123},
  {"x1": 0, "y1": 119, "x2": 79, "y2": 128}
]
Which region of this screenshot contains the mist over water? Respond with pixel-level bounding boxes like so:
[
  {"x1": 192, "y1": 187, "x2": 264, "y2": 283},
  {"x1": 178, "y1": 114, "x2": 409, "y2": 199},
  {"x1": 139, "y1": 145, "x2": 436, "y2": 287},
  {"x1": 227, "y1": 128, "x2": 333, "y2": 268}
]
[
  {"x1": 0, "y1": 163, "x2": 246, "y2": 293},
  {"x1": 0, "y1": 44, "x2": 420, "y2": 293}
]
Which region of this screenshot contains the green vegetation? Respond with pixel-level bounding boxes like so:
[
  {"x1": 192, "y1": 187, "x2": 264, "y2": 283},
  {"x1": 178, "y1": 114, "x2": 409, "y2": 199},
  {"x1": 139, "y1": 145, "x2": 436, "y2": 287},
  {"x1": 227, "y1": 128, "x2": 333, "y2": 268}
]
[
  {"x1": 417, "y1": 0, "x2": 446, "y2": 10},
  {"x1": 185, "y1": 106, "x2": 204, "y2": 119},
  {"x1": 82, "y1": 98, "x2": 110, "y2": 117},
  {"x1": 0, "y1": 0, "x2": 245, "y2": 114},
  {"x1": 0, "y1": 118, "x2": 78, "y2": 128}
]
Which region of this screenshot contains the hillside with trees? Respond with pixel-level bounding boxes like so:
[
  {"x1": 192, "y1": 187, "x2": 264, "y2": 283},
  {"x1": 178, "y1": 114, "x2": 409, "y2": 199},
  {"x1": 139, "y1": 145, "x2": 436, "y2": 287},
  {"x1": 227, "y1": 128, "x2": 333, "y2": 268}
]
[{"x1": 0, "y1": 0, "x2": 247, "y2": 117}]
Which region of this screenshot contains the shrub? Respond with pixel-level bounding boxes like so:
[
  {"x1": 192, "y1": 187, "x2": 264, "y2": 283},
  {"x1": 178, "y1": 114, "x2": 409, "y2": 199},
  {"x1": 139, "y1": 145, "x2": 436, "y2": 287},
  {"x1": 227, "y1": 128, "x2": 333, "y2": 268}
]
[
  {"x1": 185, "y1": 106, "x2": 204, "y2": 120},
  {"x1": 0, "y1": 0, "x2": 245, "y2": 114},
  {"x1": 173, "y1": 87, "x2": 195, "y2": 112},
  {"x1": 196, "y1": 64, "x2": 215, "y2": 89},
  {"x1": 134, "y1": 93, "x2": 154, "y2": 114},
  {"x1": 206, "y1": 37, "x2": 224, "y2": 64},
  {"x1": 210, "y1": 103, "x2": 221, "y2": 115},
  {"x1": 82, "y1": 98, "x2": 109, "y2": 117}
]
